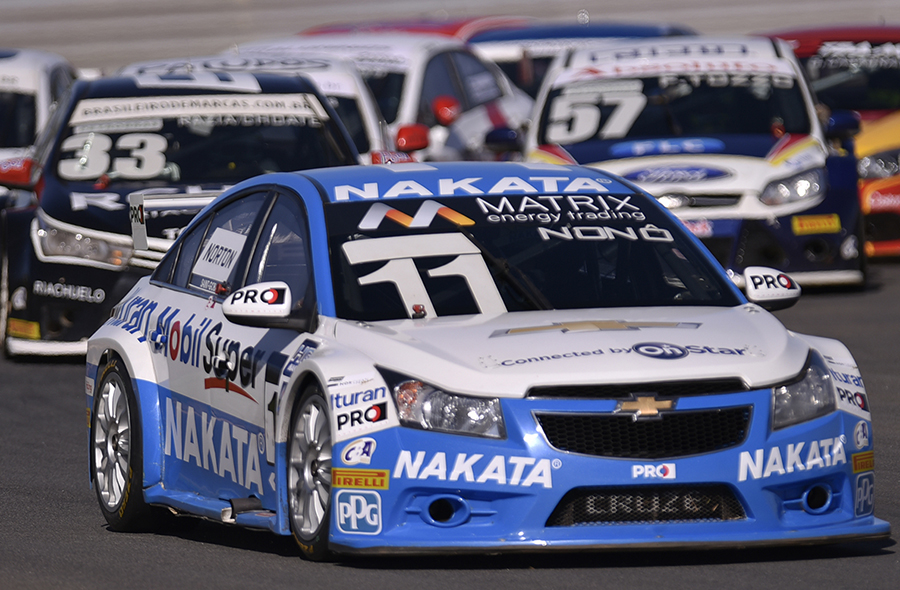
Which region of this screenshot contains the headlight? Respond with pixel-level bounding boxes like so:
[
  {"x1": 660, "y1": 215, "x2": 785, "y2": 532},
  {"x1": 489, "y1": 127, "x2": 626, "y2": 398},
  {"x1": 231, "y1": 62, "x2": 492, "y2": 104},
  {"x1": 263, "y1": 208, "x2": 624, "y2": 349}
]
[
  {"x1": 34, "y1": 212, "x2": 132, "y2": 269},
  {"x1": 759, "y1": 168, "x2": 826, "y2": 206},
  {"x1": 858, "y1": 149, "x2": 900, "y2": 179},
  {"x1": 385, "y1": 372, "x2": 505, "y2": 438},
  {"x1": 772, "y1": 350, "x2": 837, "y2": 430}
]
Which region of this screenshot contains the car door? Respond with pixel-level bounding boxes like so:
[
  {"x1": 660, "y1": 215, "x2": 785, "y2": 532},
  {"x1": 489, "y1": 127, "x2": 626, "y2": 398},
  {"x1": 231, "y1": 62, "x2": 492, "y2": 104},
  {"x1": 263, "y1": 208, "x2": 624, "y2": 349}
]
[{"x1": 149, "y1": 187, "x2": 315, "y2": 506}]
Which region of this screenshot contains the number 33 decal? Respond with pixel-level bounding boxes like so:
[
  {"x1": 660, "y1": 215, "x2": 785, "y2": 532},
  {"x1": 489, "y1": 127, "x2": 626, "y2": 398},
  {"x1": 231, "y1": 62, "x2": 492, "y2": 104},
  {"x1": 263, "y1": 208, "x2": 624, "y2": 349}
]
[{"x1": 58, "y1": 132, "x2": 168, "y2": 181}]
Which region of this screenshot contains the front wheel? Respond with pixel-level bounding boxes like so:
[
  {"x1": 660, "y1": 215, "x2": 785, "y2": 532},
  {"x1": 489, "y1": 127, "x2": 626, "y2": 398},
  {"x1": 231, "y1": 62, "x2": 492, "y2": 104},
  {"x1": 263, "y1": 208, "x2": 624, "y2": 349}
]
[
  {"x1": 287, "y1": 384, "x2": 333, "y2": 561},
  {"x1": 91, "y1": 355, "x2": 152, "y2": 531}
]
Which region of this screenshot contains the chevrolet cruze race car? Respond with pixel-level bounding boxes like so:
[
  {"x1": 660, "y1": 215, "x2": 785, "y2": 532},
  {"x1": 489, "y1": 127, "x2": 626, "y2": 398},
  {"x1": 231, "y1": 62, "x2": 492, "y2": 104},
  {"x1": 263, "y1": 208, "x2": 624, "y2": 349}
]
[
  {"x1": 526, "y1": 37, "x2": 866, "y2": 287},
  {"x1": 0, "y1": 70, "x2": 358, "y2": 356},
  {"x1": 86, "y1": 161, "x2": 888, "y2": 560}
]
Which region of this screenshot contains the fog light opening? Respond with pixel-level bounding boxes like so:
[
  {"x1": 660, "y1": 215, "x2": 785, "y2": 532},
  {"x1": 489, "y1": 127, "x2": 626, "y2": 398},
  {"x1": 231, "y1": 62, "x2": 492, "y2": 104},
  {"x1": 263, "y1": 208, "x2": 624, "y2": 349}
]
[
  {"x1": 428, "y1": 498, "x2": 456, "y2": 523},
  {"x1": 802, "y1": 484, "x2": 833, "y2": 514}
]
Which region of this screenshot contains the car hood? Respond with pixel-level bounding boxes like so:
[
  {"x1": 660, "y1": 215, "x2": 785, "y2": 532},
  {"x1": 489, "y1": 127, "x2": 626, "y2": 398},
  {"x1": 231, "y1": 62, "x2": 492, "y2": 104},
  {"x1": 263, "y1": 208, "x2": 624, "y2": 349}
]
[{"x1": 331, "y1": 305, "x2": 809, "y2": 398}]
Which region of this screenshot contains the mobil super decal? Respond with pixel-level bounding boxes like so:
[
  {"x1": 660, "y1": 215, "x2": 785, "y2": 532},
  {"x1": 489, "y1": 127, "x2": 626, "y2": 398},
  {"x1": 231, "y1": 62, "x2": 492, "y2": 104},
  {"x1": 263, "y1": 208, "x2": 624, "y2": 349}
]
[
  {"x1": 738, "y1": 436, "x2": 846, "y2": 482},
  {"x1": 164, "y1": 394, "x2": 269, "y2": 495},
  {"x1": 393, "y1": 451, "x2": 559, "y2": 488}
]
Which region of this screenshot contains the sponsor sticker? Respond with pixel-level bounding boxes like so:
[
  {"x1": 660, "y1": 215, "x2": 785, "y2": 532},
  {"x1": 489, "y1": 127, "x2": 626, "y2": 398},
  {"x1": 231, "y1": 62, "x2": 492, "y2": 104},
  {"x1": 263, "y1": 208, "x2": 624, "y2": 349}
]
[
  {"x1": 632, "y1": 463, "x2": 676, "y2": 479},
  {"x1": 7, "y1": 318, "x2": 40, "y2": 339},
  {"x1": 332, "y1": 468, "x2": 389, "y2": 490},
  {"x1": 341, "y1": 438, "x2": 377, "y2": 465},
  {"x1": 854, "y1": 421, "x2": 870, "y2": 450},
  {"x1": 855, "y1": 473, "x2": 875, "y2": 517},
  {"x1": 852, "y1": 451, "x2": 874, "y2": 473},
  {"x1": 335, "y1": 490, "x2": 382, "y2": 535},
  {"x1": 738, "y1": 437, "x2": 846, "y2": 482},
  {"x1": 191, "y1": 227, "x2": 247, "y2": 285},
  {"x1": 791, "y1": 214, "x2": 841, "y2": 236}
]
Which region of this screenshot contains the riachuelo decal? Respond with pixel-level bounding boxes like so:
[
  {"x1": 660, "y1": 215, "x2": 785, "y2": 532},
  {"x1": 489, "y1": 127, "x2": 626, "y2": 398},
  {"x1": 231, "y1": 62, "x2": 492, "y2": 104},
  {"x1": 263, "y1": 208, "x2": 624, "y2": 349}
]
[
  {"x1": 393, "y1": 451, "x2": 559, "y2": 488},
  {"x1": 164, "y1": 394, "x2": 270, "y2": 495},
  {"x1": 32, "y1": 280, "x2": 105, "y2": 304},
  {"x1": 738, "y1": 436, "x2": 846, "y2": 482}
]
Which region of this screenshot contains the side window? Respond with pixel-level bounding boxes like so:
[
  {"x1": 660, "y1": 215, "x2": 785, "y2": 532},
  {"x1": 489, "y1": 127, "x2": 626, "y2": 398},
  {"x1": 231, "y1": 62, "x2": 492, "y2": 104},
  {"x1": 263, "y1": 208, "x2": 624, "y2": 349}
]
[
  {"x1": 165, "y1": 191, "x2": 268, "y2": 295},
  {"x1": 450, "y1": 51, "x2": 503, "y2": 108},
  {"x1": 49, "y1": 66, "x2": 75, "y2": 104},
  {"x1": 247, "y1": 192, "x2": 312, "y2": 311},
  {"x1": 418, "y1": 53, "x2": 464, "y2": 127}
]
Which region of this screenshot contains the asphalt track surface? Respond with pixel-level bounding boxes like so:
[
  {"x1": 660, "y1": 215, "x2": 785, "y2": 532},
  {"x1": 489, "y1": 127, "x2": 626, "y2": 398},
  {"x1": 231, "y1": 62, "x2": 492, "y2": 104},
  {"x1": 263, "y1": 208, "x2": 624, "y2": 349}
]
[{"x1": 1, "y1": 1, "x2": 899, "y2": 588}]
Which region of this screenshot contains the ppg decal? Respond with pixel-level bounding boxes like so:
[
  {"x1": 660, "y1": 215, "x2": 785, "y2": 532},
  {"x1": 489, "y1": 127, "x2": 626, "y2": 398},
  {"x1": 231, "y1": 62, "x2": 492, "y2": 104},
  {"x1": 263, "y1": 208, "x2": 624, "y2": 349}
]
[{"x1": 336, "y1": 490, "x2": 382, "y2": 534}]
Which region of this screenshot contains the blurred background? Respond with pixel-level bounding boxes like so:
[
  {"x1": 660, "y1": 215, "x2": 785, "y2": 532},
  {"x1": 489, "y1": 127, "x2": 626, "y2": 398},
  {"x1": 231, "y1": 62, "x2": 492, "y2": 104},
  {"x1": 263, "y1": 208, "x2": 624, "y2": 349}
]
[{"x1": 3, "y1": 0, "x2": 898, "y2": 71}]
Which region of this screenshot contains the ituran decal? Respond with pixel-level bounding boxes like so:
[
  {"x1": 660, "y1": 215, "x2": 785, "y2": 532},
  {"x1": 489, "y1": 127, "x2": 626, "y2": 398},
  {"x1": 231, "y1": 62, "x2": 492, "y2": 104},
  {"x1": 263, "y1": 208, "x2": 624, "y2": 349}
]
[
  {"x1": 393, "y1": 451, "x2": 557, "y2": 488},
  {"x1": 738, "y1": 437, "x2": 846, "y2": 482},
  {"x1": 164, "y1": 397, "x2": 265, "y2": 495},
  {"x1": 334, "y1": 176, "x2": 612, "y2": 201}
]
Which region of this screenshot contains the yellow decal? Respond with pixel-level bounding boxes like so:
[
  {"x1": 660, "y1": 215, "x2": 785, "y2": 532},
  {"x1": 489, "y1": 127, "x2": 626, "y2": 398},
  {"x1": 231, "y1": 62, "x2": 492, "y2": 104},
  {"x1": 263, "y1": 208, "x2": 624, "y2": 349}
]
[
  {"x1": 332, "y1": 468, "x2": 390, "y2": 490},
  {"x1": 791, "y1": 214, "x2": 841, "y2": 236},
  {"x1": 852, "y1": 451, "x2": 874, "y2": 473},
  {"x1": 7, "y1": 318, "x2": 40, "y2": 339}
]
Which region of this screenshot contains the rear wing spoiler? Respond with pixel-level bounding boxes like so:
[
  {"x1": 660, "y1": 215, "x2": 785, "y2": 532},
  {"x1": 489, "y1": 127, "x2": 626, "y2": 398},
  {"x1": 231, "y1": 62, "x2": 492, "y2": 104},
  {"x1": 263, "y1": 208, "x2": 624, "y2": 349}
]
[{"x1": 128, "y1": 188, "x2": 220, "y2": 250}]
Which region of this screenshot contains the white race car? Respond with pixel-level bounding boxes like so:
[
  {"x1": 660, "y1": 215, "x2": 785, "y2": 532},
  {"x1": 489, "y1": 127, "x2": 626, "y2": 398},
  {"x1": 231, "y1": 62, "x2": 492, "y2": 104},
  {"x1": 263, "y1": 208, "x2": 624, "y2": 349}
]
[
  {"x1": 86, "y1": 161, "x2": 888, "y2": 560},
  {"x1": 236, "y1": 32, "x2": 534, "y2": 161},
  {"x1": 526, "y1": 37, "x2": 867, "y2": 287}
]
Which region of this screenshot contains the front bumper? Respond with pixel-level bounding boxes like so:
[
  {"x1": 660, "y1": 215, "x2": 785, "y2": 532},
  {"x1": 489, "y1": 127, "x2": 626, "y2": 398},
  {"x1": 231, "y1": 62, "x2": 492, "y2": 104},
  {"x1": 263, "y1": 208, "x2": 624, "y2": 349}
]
[{"x1": 327, "y1": 391, "x2": 889, "y2": 554}]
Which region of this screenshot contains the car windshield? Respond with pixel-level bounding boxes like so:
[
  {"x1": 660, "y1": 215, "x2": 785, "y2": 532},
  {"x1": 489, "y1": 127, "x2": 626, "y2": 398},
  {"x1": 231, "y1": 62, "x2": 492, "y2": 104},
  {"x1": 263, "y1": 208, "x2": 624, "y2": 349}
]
[
  {"x1": 52, "y1": 92, "x2": 355, "y2": 185},
  {"x1": 538, "y1": 73, "x2": 811, "y2": 147},
  {"x1": 0, "y1": 91, "x2": 37, "y2": 148},
  {"x1": 362, "y1": 72, "x2": 405, "y2": 124},
  {"x1": 801, "y1": 48, "x2": 900, "y2": 112},
  {"x1": 325, "y1": 192, "x2": 741, "y2": 322},
  {"x1": 328, "y1": 95, "x2": 370, "y2": 154}
]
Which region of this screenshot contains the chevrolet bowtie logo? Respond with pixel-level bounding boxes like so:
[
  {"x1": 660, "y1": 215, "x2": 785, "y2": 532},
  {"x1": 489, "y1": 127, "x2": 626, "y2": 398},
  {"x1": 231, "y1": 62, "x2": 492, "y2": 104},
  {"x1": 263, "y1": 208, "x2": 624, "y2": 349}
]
[{"x1": 618, "y1": 396, "x2": 674, "y2": 419}]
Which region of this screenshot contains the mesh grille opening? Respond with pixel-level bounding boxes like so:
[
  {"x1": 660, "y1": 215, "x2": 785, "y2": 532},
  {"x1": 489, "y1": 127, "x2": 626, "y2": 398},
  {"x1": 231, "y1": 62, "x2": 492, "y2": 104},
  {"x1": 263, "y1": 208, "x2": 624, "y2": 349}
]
[
  {"x1": 547, "y1": 485, "x2": 746, "y2": 526},
  {"x1": 536, "y1": 406, "x2": 751, "y2": 459}
]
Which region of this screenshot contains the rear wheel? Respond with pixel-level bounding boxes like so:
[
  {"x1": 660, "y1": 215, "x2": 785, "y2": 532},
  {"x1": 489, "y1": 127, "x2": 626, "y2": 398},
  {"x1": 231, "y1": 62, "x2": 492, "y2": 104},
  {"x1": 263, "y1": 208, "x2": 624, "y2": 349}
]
[
  {"x1": 91, "y1": 355, "x2": 152, "y2": 531},
  {"x1": 287, "y1": 384, "x2": 333, "y2": 561}
]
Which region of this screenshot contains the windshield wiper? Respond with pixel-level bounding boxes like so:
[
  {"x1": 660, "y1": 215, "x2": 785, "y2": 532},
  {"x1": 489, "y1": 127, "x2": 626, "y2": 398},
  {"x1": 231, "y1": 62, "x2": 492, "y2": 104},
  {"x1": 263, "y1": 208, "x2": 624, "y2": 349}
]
[{"x1": 457, "y1": 227, "x2": 552, "y2": 311}]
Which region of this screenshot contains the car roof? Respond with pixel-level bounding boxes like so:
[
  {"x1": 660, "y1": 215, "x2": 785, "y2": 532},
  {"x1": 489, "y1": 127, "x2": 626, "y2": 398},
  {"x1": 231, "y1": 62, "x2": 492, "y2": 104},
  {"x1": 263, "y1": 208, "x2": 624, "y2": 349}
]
[
  {"x1": 71, "y1": 71, "x2": 324, "y2": 100},
  {"x1": 759, "y1": 25, "x2": 900, "y2": 57},
  {"x1": 118, "y1": 53, "x2": 366, "y2": 98},
  {"x1": 270, "y1": 161, "x2": 640, "y2": 204},
  {"x1": 303, "y1": 16, "x2": 535, "y2": 39},
  {"x1": 0, "y1": 47, "x2": 72, "y2": 93},
  {"x1": 238, "y1": 33, "x2": 468, "y2": 74},
  {"x1": 468, "y1": 22, "x2": 696, "y2": 44}
]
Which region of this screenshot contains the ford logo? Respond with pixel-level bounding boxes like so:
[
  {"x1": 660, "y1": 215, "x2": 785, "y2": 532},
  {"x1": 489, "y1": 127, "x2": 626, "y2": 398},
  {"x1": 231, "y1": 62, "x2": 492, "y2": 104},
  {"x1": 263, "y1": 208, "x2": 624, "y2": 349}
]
[{"x1": 623, "y1": 166, "x2": 731, "y2": 183}]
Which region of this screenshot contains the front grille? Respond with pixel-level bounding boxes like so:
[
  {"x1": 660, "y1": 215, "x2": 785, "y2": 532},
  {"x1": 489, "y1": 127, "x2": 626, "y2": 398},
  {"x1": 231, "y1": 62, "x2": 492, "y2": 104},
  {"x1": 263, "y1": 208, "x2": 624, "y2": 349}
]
[
  {"x1": 528, "y1": 378, "x2": 747, "y2": 399},
  {"x1": 535, "y1": 406, "x2": 751, "y2": 459},
  {"x1": 547, "y1": 485, "x2": 746, "y2": 526}
]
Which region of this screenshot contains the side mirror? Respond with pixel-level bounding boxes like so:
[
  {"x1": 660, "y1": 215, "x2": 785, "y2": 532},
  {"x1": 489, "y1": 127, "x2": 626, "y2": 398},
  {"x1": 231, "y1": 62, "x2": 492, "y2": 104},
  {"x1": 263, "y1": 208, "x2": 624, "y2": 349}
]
[
  {"x1": 0, "y1": 157, "x2": 37, "y2": 190},
  {"x1": 743, "y1": 267, "x2": 801, "y2": 311},
  {"x1": 223, "y1": 282, "x2": 291, "y2": 326},
  {"x1": 824, "y1": 109, "x2": 861, "y2": 141},
  {"x1": 432, "y1": 95, "x2": 461, "y2": 127},
  {"x1": 484, "y1": 127, "x2": 521, "y2": 154},
  {"x1": 371, "y1": 150, "x2": 417, "y2": 164},
  {"x1": 395, "y1": 123, "x2": 430, "y2": 153}
]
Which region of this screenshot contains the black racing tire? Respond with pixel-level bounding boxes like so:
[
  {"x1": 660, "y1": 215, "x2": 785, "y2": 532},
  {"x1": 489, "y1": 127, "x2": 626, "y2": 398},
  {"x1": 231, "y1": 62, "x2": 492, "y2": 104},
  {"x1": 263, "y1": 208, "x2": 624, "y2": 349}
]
[
  {"x1": 91, "y1": 354, "x2": 152, "y2": 531},
  {"x1": 287, "y1": 383, "x2": 333, "y2": 561}
]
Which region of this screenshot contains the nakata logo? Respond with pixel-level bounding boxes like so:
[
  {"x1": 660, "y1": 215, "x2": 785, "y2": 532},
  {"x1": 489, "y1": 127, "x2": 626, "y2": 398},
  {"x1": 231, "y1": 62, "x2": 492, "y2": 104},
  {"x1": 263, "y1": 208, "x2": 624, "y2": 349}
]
[
  {"x1": 632, "y1": 463, "x2": 676, "y2": 479},
  {"x1": 633, "y1": 342, "x2": 688, "y2": 359},
  {"x1": 393, "y1": 451, "x2": 558, "y2": 488},
  {"x1": 358, "y1": 200, "x2": 474, "y2": 230},
  {"x1": 738, "y1": 437, "x2": 846, "y2": 481},
  {"x1": 624, "y1": 166, "x2": 731, "y2": 183}
]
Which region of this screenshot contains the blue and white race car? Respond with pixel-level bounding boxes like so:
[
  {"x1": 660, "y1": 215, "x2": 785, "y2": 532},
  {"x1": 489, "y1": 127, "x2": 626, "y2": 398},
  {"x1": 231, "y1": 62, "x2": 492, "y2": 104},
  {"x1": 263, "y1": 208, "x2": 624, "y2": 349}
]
[{"x1": 85, "y1": 161, "x2": 889, "y2": 559}]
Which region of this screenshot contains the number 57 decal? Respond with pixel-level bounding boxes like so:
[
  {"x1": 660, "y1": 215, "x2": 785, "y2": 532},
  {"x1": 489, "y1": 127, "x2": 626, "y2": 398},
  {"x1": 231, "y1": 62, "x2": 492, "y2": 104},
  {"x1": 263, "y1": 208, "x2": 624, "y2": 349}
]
[{"x1": 546, "y1": 91, "x2": 647, "y2": 144}]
